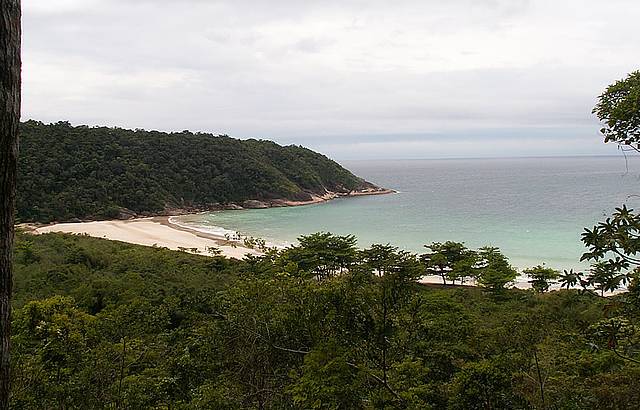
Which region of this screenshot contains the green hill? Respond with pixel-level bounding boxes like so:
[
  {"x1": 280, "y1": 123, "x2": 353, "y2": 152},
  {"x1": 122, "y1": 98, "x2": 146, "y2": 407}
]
[{"x1": 17, "y1": 121, "x2": 380, "y2": 222}]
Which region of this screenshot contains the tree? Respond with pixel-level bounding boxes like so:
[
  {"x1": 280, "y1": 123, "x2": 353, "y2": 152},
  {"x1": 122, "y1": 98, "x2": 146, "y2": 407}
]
[
  {"x1": 558, "y1": 269, "x2": 583, "y2": 290},
  {"x1": 450, "y1": 251, "x2": 479, "y2": 285},
  {"x1": 581, "y1": 205, "x2": 639, "y2": 290},
  {"x1": 581, "y1": 72, "x2": 640, "y2": 290},
  {"x1": 0, "y1": 1, "x2": 21, "y2": 407},
  {"x1": 285, "y1": 232, "x2": 357, "y2": 280},
  {"x1": 287, "y1": 344, "x2": 365, "y2": 409},
  {"x1": 475, "y1": 247, "x2": 517, "y2": 292},
  {"x1": 12, "y1": 297, "x2": 97, "y2": 408},
  {"x1": 449, "y1": 360, "x2": 527, "y2": 410},
  {"x1": 359, "y1": 244, "x2": 422, "y2": 405},
  {"x1": 422, "y1": 241, "x2": 471, "y2": 284},
  {"x1": 360, "y1": 243, "x2": 401, "y2": 278},
  {"x1": 588, "y1": 262, "x2": 626, "y2": 296},
  {"x1": 588, "y1": 316, "x2": 640, "y2": 365},
  {"x1": 593, "y1": 71, "x2": 640, "y2": 151},
  {"x1": 421, "y1": 252, "x2": 451, "y2": 284},
  {"x1": 523, "y1": 265, "x2": 560, "y2": 293},
  {"x1": 628, "y1": 271, "x2": 640, "y2": 312}
]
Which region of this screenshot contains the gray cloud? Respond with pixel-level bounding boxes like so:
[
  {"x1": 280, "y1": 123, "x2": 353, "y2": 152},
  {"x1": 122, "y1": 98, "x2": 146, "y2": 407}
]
[{"x1": 21, "y1": 0, "x2": 640, "y2": 159}]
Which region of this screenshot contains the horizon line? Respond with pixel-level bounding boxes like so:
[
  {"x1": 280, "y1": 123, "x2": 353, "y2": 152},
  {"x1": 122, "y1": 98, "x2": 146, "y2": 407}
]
[{"x1": 337, "y1": 153, "x2": 633, "y2": 161}]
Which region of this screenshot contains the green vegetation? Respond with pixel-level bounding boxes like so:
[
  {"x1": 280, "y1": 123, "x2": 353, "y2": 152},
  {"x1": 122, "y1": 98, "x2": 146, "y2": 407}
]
[
  {"x1": 592, "y1": 70, "x2": 640, "y2": 148},
  {"x1": 421, "y1": 241, "x2": 517, "y2": 290},
  {"x1": 17, "y1": 121, "x2": 372, "y2": 223},
  {"x1": 10, "y1": 231, "x2": 640, "y2": 409},
  {"x1": 523, "y1": 265, "x2": 560, "y2": 293},
  {"x1": 10, "y1": 71, "x2": 640, "y2": 409},
  {"x1": 581, "y1": 71, "x2": 640, "y2": 291}
]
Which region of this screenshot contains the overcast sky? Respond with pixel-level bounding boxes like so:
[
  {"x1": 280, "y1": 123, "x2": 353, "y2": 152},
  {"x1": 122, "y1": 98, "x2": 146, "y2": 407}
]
[{"x1": 22, "y1": 0, "x2": 640, "y2": 159}]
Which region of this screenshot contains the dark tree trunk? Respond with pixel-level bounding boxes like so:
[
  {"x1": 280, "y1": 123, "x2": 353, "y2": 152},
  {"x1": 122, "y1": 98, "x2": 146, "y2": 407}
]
[{"x1": 0, "y1": 0, "x2": 21, "y2": 408}]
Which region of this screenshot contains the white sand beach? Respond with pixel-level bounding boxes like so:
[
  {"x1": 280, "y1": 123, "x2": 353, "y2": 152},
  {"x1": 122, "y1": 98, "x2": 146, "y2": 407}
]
[
  {"x1": 31, "y1": 217, "x2": 261, "y2": 259},
  {"x1": 28, "y1": 217, "x2": 540, "y2": 288}
]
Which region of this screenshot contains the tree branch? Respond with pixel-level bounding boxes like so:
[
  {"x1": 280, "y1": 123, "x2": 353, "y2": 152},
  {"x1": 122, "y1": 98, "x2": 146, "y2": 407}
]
[
  {"x1": 613, "y1": 347, "x2": 640, "y2": 365},
  {"x1": 272, "y1": 345, "x2": 405, "y2": 403},
  {"x1": 346, "y1": 361, "x2": 404, "y2": 403}
]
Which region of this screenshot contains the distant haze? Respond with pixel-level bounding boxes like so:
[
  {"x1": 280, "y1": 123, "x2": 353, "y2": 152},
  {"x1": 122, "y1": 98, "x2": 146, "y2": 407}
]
[{"x1": 23, "y1": 0, "x2": 639, "y2": 159}]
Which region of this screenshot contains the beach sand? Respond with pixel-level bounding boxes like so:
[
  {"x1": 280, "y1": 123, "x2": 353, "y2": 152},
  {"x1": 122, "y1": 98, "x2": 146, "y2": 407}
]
[
  {"x1": 31, "y1": 217, "x2": 260, "y2": 259},
  {"x1": 28, "y1": 217, "x2": 535, "y2": 290}
]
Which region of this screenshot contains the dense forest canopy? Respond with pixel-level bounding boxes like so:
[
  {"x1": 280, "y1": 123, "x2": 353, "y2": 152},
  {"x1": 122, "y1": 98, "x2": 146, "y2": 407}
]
[
  {"x1": 17, "y1": 121, "x2": 374, "y2": 223},
  {"x1": 10, "y1": 231, "x2": 640, "y2": 409},
  {"x1": 10, "y1": 72, "x2": 640, "y2": 409}
]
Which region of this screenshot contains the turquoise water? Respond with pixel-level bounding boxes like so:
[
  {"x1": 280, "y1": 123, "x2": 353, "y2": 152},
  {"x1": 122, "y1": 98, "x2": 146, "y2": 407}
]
[{"x1": 174, "y1": 156, "x2": 640, "y2": 270}]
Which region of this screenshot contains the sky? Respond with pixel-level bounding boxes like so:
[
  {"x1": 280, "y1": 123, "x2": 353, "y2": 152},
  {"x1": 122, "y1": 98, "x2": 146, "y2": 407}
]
[{"x1": 22, "y1": 0, "x2": 640, "y2": 159}]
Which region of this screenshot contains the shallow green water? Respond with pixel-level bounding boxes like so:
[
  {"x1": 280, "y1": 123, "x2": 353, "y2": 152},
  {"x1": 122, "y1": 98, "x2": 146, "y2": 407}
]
[{"x1": 174, "y1": 156, "x2": 640, "y2": 270}]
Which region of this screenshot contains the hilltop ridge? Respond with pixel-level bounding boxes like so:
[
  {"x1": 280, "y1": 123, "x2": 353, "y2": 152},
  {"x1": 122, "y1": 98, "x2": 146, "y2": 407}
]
[{"x1": 17, "y1": 121, "x2": 390, "y2": 223}]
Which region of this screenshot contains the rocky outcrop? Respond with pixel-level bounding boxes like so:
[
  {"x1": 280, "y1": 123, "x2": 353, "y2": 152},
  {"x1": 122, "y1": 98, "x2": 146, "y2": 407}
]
[
  {"x1": 242, "y1": 200, "x2": 270, "y2": 209},
  {"x1": 53, "y1": 186, "x2": 396, "y2": 224}
]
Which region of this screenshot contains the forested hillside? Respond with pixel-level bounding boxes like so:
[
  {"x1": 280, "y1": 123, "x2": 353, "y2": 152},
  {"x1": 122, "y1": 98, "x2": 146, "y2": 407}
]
[
  {"x1": 11, "y1": 231, "x2": 640, "y2": 409},
  {"x1": 17, "y1": 121, "x2": 375, "y2": 223}
]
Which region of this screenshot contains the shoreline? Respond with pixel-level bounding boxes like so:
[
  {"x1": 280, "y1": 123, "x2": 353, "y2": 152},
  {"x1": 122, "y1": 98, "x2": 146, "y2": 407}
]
[
  {"x1": 22, "y1": 187, "x2": 396, "y2": 260},
  {"x1": 29, "y1": 216, "x2": 261, "y2": 259},
  {"x1": 25, "y1": 217, "x2": 613, "y2": 292},
  {"x1": 26, "y1": 216, "x2": 539, "y2": 290},
  {"x1": 116, "y1": 187, "x2": 397, "y2": 219},
  {"x1": 243, "y1": 187, "x2": 397, "y2": 208}
]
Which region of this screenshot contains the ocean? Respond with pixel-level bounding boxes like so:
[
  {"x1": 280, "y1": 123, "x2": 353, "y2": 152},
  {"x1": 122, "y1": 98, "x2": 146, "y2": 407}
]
[{"x1": 173, "y1": 156, "x2": 640, "y2": 270}]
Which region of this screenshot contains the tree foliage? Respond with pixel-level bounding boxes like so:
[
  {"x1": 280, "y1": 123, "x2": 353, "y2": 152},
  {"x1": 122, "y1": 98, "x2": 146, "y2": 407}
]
[
  {"x1": 9, "y1": 231, "x2": 640, "y2": 408},
  {"x1": 284, "y1": 232, "x2": 357, "y2": 280},
  {"x1": 578, "y1": 72, "x2": 640, "y2": 295},
  {"x1": 581, "y1": 205, "x2": 639, "y2": 289},
  {"x1": 593, "y1": 71, "x2": 640, "y2": 149},
  {"x1": 422, "y1": 241, "x2": 477, "y2": 285},
  {"x1": 523, "y1": 265, "x2": 560, "y2": 293},
  {"x1": 475, "y1": 246, "x2": 518, "y2": 292},
  {"x1": 17, "y1": 121, "x2": 373, "y2": 223}
]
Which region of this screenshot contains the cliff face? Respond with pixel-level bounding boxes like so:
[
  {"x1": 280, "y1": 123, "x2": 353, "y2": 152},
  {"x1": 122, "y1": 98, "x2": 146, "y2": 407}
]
[{"x1": 17, "y1": 121, "x2": 387, "y2": 222}]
